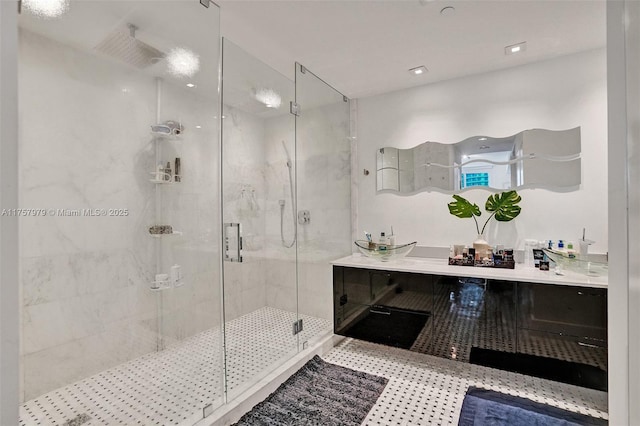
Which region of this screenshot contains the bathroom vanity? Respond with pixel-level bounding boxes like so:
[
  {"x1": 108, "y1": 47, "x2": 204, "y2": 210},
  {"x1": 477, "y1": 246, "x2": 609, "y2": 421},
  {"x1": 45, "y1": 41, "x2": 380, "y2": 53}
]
[{"x1": 332, "y1": 255, "x2": 607, "y2": 390}]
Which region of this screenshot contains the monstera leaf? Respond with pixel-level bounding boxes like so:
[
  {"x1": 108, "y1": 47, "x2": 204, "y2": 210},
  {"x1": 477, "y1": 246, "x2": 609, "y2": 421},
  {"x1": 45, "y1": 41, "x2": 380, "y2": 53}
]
[
  {"x1": 448, "y1": 195, "x2": 481, "y2": 219},
  {"x1": 485, "y1": 190, "x2": 522, "y2": 222}
]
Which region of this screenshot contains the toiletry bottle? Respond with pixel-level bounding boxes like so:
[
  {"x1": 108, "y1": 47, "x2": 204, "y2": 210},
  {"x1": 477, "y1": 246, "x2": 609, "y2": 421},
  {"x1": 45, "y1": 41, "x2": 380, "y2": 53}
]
[
  {"x1": 558, "y1": 240, "x2": 565, "y2": 249},
  {"x1": 378, "y1": 232, "x2": 388, "y2": 251},
  {"x1": 170, "y1": 264, "x2": 182, "y2": 287},
  {"x1": 157, "y1": 163, "x2": 165, "y2": 181},
  {"x1": 174, "y1": 158, "x2": 181, "y2": 183},
  {"x1": 165, "y1": 162, "x2": 172, "y2": 181}
]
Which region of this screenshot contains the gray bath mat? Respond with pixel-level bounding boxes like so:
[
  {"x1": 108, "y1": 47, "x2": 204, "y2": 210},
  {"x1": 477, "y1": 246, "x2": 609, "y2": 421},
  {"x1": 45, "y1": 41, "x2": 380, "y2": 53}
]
[{"x1": 234, "y1": 355, "x2": 388, "y2": 425}]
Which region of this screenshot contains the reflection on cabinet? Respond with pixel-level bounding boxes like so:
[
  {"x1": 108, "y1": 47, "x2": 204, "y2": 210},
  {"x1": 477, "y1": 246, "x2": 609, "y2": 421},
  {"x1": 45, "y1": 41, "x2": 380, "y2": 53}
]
[
  {"x1": 334, "y1": 267, "x2": 432, "y2": 349},
  {"x1": 333, "y1": 266, "x2": 607, "y2": 390}
]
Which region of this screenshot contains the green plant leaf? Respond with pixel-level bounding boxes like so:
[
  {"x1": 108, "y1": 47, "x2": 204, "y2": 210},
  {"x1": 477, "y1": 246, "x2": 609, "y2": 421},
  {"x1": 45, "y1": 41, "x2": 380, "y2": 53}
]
[
  {"x1": 448, "y1": 195, "x2": 481, "y2": 219},
  {"x1": 485, "y1": 190, "x2": 522, "y2": 222}
]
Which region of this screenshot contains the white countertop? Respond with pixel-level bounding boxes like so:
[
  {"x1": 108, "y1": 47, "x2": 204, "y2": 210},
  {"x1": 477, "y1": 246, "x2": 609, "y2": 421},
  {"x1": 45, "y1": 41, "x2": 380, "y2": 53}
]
[{"x1": 331, "y1": 254, "x2": 608, "y2": 288}]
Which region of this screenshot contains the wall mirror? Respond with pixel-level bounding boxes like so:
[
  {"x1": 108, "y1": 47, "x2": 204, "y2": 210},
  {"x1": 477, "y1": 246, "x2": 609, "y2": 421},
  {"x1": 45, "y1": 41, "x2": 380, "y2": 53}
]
[{"x1": 376, "y1": 127, "x2": 581, "y2": 193}]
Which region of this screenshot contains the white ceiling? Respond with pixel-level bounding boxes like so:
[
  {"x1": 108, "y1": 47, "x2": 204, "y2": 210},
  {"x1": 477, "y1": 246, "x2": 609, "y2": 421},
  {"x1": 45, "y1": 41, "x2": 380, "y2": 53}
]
[
  {"x1": 218, "y1": 0, "x2": 606, "y2": 99},
  {"x1": 19, "y1": 1, "x2": 221, "y2": 98}
]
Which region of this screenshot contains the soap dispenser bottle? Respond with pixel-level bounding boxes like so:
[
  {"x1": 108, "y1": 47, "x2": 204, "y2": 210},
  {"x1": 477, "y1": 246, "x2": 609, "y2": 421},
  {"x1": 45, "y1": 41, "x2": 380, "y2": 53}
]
[{"x1": 164, "y1": 162, "x2": 172, "y2": 182}]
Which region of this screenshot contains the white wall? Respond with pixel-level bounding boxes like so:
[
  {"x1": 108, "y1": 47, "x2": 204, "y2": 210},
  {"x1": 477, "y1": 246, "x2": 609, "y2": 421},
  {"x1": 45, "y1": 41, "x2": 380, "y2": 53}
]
[{"x1": 356, "y1": 48, "x2": 608, "y2": 253}]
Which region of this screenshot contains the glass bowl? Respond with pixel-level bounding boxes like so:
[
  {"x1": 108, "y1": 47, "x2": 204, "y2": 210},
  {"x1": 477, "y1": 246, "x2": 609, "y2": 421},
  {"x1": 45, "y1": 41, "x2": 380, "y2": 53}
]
[
  {"x1": 354, "y1": 240, "x2": 417, "y2": 261},
  {"x1": 542, "y1": 248, "x2": 608, "y2": 277}
]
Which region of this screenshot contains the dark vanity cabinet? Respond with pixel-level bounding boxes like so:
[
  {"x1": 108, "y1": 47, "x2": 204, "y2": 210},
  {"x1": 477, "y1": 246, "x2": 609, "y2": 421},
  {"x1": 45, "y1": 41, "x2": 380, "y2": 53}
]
[
  {"x1": 333, "y1": 266, "x2": 432, "y2": 349},
  {"x1": 333, "y1": 266, "x2": 608, "y2": 390},
  {"x1": 517, "y1": 283, "x2": 607, "y2": 371}
]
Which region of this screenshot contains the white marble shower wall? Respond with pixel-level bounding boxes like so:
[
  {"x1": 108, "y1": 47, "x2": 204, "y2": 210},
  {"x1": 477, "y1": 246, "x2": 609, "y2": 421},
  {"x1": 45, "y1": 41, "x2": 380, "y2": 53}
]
[
  {"x1": 18, "y1": 28, "x2": 221, "y2": 401},
  {"x1": 222, "y1": 105, "x2": 271, "y2": 321},
  {"x1": 264, "y1": 102, "x2": 351, "y2": 323},
  {"x1": 156, "y1": 81, "x2": 221, "y2": 346}
]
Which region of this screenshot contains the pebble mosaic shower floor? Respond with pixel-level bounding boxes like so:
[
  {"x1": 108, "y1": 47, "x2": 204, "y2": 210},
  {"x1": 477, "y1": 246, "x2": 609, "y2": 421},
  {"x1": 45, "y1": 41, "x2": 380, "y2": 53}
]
[
  {"x1": 324, "y1": 338, "x2": 608, "y2": 426},
  {"x1": 19, "y1": 307, "x2": 331, "y2": 426}
]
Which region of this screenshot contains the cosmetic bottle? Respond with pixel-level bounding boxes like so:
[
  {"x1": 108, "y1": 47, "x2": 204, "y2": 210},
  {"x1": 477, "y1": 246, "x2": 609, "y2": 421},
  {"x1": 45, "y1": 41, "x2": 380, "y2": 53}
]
[
  {"x1": 378, "y1": 232, "x2": 388, "y2": 251},
  {"x1": 174, "y1": 158, "x2": 181, "y2": 183},
  {"x1": 164, "y1": 162, "x2": 172, "y2": 181},
  {"x1": 171, "y1": 264, "x2": 182, "y2": 287}
]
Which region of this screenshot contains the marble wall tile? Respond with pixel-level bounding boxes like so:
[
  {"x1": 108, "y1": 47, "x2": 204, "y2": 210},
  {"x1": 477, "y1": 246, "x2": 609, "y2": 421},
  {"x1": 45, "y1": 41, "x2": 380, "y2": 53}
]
[
  {"x1": 19, "y1": 27, "x2": 221, "y2": 400},
  {"x1": 23, "y1": 316, "x2": 157, "y2": 400}
]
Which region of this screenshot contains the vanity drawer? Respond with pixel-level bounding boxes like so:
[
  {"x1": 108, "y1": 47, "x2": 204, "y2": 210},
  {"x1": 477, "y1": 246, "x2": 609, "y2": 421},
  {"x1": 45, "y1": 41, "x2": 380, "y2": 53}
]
[
  {"x1": 517, "y1": 283, "x2": 607, "y2": 341},
  {"x1": 517, "y1": 328, "x2": 607, "y2": 371}
]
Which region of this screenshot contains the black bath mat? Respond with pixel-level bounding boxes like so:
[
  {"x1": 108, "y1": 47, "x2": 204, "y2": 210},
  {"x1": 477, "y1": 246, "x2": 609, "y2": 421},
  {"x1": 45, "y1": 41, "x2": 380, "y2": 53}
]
[
  {"x1": 469, "y1": 347, "x2": 607, "y2": 391},
  {"x1": 234, "y1": 355, "x2": 387, "y2": 426},
  {"x1": 458, "y1": 386, "x2": 607, "y2": 426},
  {"x1": 344, "y1": 306, "x2": 429, "y2": 349}
]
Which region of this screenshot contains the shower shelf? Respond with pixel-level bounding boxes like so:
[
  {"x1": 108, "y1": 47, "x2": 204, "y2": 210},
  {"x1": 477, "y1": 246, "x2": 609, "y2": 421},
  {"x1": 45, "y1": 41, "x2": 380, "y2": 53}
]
[
  {"x1": 150, "y1": 231, "x2": 183, "y2": 238},
  {"x1": 150, "y1": 279, "x2": 185, "y2": 291},
  {"x1": 151, "y1": 132, "x2": 182, "y2": 141},
  {"x1": 149, "y1": 177, "x2": 181, "y2": 184}
]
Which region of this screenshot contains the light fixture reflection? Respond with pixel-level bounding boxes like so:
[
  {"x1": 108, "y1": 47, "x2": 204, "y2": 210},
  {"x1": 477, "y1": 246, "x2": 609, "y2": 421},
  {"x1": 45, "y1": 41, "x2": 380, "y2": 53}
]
[
  {"x1": 167, "y1": 47, "x2": 200, "y2": 78},
  {"x1": 23, "y1": 0, "x2": 69, "y2": 18},
  {"x1": 255, "y1": 88, "x2": 282, "y2": 109}
]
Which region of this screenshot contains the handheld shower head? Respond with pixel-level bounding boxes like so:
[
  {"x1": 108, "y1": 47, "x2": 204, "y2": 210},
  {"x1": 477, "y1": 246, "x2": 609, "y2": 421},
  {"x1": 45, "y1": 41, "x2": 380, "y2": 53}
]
[{"x1": 281, "y1": 140, "x2": 292, "y2": 169}]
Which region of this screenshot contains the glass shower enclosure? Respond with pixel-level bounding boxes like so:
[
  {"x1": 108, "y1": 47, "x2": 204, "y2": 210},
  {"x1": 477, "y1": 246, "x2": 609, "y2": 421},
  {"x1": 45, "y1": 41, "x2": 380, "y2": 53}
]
[
  {"x1": 15, "y1": 4, "x2": 350, "y2": 425},
  {"x1": 18, "y1": 2, "x2": 223, "y2": 424},
  {"x1": 221, "y1": 39, "x2": 351, "y2": 401}
]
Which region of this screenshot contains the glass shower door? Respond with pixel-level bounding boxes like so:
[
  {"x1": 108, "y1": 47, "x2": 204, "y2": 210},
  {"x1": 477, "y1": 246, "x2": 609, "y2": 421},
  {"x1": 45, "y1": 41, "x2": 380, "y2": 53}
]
[
  {"x1": 221, "y1": 39, "x2": 299, "y2": 401},
  {"x1": 294, "y1": 63, "x2": 351, "y2": 349}
]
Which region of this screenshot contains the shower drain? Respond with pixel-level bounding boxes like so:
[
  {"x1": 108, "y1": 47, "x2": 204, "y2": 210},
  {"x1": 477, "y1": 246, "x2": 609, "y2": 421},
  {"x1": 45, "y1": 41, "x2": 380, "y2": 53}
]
[{"x1": 62, "y1": 413, "x2": 91, "y2": 426}]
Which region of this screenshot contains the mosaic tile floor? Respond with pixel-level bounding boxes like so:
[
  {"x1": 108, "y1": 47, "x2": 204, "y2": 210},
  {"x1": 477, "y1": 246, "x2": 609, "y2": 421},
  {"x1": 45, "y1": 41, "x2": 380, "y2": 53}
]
[
  {"x1": 324, "y1": 338, "x2": 609, "y2": 426},
  {"x1": 19, "y1": 307, "x2": 332, "y2": 426}
]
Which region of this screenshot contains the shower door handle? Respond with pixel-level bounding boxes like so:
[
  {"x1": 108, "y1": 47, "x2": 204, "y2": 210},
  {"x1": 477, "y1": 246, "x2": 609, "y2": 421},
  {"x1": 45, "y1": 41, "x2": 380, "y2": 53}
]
[{"x1": 224, "y1": 223, "x2": 243, "y2": 262}]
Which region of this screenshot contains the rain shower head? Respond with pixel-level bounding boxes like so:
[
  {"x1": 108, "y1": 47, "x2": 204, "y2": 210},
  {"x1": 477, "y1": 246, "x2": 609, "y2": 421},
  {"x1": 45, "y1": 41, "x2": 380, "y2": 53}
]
[{"x1": 94, "y1": 24, "x2": 165, "y2": 69}]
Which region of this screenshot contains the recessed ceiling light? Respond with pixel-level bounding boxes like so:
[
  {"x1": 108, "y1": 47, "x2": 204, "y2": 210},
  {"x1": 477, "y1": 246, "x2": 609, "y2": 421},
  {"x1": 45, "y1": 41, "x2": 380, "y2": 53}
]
[
  {"x1": 505, "y1": 41, "x2": 527, "y2": 56},
  {"x1": 440, "y1": 6, "x2": 455, "y2": 16},
  {"x1": 186, "y1": 83, "x2": 196, "y2": 88},
  {"x1": 23, "y1": 0, "x2": 69, "y2": 18},
  {"x1": 409, "y1": 66, "x2": 428, "y2": 76},
  {"x1": 478, "y1": 137, "x2": 487, "y2": 141}
]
